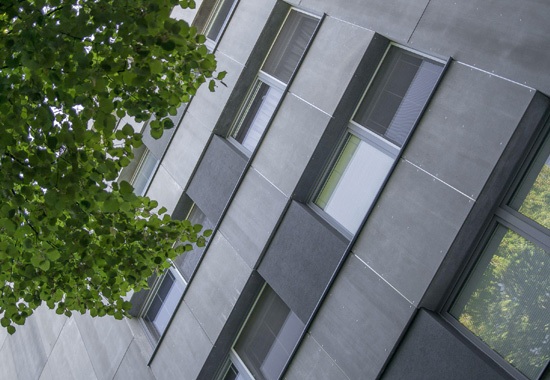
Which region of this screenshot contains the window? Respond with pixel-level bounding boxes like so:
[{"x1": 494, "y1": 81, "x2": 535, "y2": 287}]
[
  {"x1": 130, "y1": 147, "x2": 159, "y2": 196},
  {"x1": 217, "y1": 285, "x2": 305, "y2": 380},
  {"x1": 312, "y1": 46, "x2": 444, "y2": 235},
  {"x1": 172, "y1": 203, "x2": 213, "y2": 282},
  {"x1": 449, "y1": 132, "x2": 550, "y2": 380},
  {"x1": 140, "y1": 268, "x2": 186, "y2": 344},
  {"x1": 228, "y1": 9, "x2": 319, "y2": 153},
  {"x1": 204, "y1": 0, "x2": 238, "y2": 51}
]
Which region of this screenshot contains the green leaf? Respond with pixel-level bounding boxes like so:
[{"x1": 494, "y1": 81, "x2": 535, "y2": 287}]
[{"x1": 46, "y1": 249, "x2": 61, "y2": 262}]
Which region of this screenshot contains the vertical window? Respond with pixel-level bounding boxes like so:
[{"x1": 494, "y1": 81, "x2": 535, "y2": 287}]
[
  {"x1": 450, "y1": 133, "x2": 550, "y2": 380},
  {"x1": 140, "y1": 269, "x2": 186, "y2": 344},
  {"x1": 130, "y1": 147, "x2": 159, "y2": 196},
  {"x1": 228, "y1": 9, "x2": 319, "y2": 153},
  {"x1": 172, "y1": 203, "x2": 213, "y2": 282},
  {"x1": 204, "y1": 0, "x2": 238, "y2": 51},
  {"x1": 217, "y1": 285, "x2": 305, "y2": 380},
  {"x1": 312, "y1": 46, "x2": 444, "y2": 235}
]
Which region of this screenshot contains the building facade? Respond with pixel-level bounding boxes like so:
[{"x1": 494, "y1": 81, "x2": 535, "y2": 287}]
[{"x1": 1, "y1": 0, "x2": 550, "y2": 379}]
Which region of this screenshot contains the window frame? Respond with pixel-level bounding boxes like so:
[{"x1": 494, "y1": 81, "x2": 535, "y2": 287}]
[
  {"x1": 443, "y1": 125, "x2": 550, "y2": 380},
  {"x1": 129, "y1": 147, "x2": 159, "y2": 196},
  {"x1": 203, "y1": 0, "x2": 239, "y2": 52},
  {"x1": 215, "y1": 284, "x2": 306, "y2": 380},
  {"x1": 226, "y1": 7, "x2": 321, "y2": 155},
  {"x1": 139, "y1": 266, "x2": 188, "y2": 347},
  {"x1": 310, "y1": 43, "x2": 446, "y2": 237}
]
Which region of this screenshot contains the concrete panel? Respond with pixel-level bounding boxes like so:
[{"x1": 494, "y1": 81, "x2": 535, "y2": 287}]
[
  {"x1": 0, "y1": 340, "x2": 19, "y2": 380},
  {"x1": 382, "y1": 310, "x2": 507, "y2": 380},
  {"x1": 150, "y1": 302, "x2": 213, "y2": 380},
  {"x1": 8, "y1": 313, "x2": 50, "y2": 380},
  {"x1": 145, "y1": 164, "x2": 183, "y2": 215},
  {"x1": 310, "y1": 254, "x2": 414, "y2": 380},
  {"x1": 259, "y1": 202, "x2": 349, "y2": 323},
  {"x1": 113, "y1": 340, "x2": 156, "y2": 380},
  {"x1": 410, "y1": 0, "x2": 550, "y2": 94},
  {"x1": 186, "y1": 51, "x2": 243, "y2": 132},
  {"x1": 403, "y1": 61, "x2": 535, "y2": 200},
  {"x1": 283, "y1": 334, "x2": 349, "y2": 380},
  {"x1": 162, "y1": 111, "x2": 211, "y2": 190},
  {"x1": 39, "y1": 318, "x2": 98, "y2": 380},
  {"x1": 187, "y1": 136, "x2": 247, "y2": 223},
  {"x1": 299, "y1": 0, "x2": 429, "y2": 44},
  {"x1": 290, "y1": 17, "x2": 375, "y2": 115},
  {"x1": 219, "y1": 167, "x2": 288, "y2": 267},
  {"x1": 142, "y1": 104, "x2": 185, "y2": 161},
  {"x1": 216, "y1": 0, "x2": 277, "y2": 65},
  {"x1": 73, "y1": 313, "x2": 134, "y2": 380},
  {"x1": 353, "y1": 159, "x2": 473, "y2": 305},
  {"x1": 171, "y1": 1, "x2": 203, "y2": 23},
  {"x1": 28, "y1": 305, "x2": 67, "y2": 360},
  {"x1": 184, "y1": 232, "x2": 252, "y2": 342},
  {"x1": 252, "y1": 93, "x2": 332, "y2": 197}
]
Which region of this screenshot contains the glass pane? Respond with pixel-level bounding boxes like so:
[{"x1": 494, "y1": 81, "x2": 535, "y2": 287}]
[
  {"x1": 132, "y1": 149, "x2": 158, "y2": 196},
  {"x1": 315, "y1": 134, "x2": 394, "y2": 233},
  {"x1": 450, "y1": 226, "x2": 550, "y2": 379},
  {"x1": 221, "y1": 364, "x2": 240, "y2": 380},
  {"x1": 261, "y1": 10, "x2": 318, "y2": 84},
  {"x1": 144, "y1": 271, "x2": 185, "y2": 342},
  {"x1": 353, "y1": 47, "x2": 444, "y2": 147},
  {"x1": 234, "y1": 286, "x2": 305, "y2": 380},
  {"x1": 231, "y1": 81, "x2": 284, "y2": 152},
  {"x1": 205, "y1": 0, "x2": 236, "y2": 43},
  {"x1": 510, "y1": 137, "x2": 550, "y2": 231},
  {"x1": 173, "y1": 205, "x2": 213, "y2": 282}
]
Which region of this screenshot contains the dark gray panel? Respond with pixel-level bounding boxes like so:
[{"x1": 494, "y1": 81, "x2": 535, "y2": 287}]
[
  {"x1": 186, "y1": 135, "x2": 247, "y2": 223},
  {"x1": 382, "y1": 310, "x2": 507, "y2": 380},
  {"x1": 353, "y1": 159, "x2": 473, "y2": 305},
  {"x1": 403, "y1": 61, "x2": 534, "y2": 200},
  {"x1": 258, "y1": 201, "x2": 348, "y2": 323},
  {"x1": 310, "y1": 254, "x2": 414, "y2": 380},
  {"x1": 410, "y1": 0, "x2": 550, "y2": 94}
]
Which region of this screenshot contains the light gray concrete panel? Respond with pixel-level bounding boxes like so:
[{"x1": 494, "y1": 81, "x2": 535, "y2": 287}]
[
  {"x1": 142, "y1": 104, "x2": 185, "y2": 161},
  {"x1": 8, "y1": 313, "x2": 49, "y2": 380},
  {"x1": 219, "y1": 167, "x2": 288, "y2": 267},
  {"x1": 290, "y1": 16, "x2": 375, "y2": 116},
  {"x1": 150, "y1": 302, "x2": 213, "y2": 380},
  {"x1": 113, "y1": 340, "x2": 157, "y2": 380},
  {"x1": 184, "y1": 232, "x2": 252, "y2": 342},
  {"x1": 283, "y1": 334, "x2": 349, "y2": 380},
  {"x1": 216, "y1": 0, "x2": 277, "y2": 65},
  {"x1": 186, "y1": 51, "x2": 243, "y2": 132},
  {"x1": 73, "y1": 313, "x2": 134, "y2": 380},
  {"x1": 310, "y1": 254, "x2": 414, "y2": 380},
  {"x1": 403, "y1": 61, "x2": 535, "y2": 200},
  {"x1": 31, "y1": 305, "x2": 67, "y2": 356},
  {"x1": 410, "y1": 0, "x2": 550, "y2": 94},
  {"x1": 145, "y1": 164, "x2": 183, "y2": 215},
  {"x1": 299, "y1": 0, "x2": 429, "y2": 44},
  {"x1": 252, "y1": 93, "x2": 332, "y2": 197},
  {"x1": 0, "y1": 340, "x2": 19, "y2": 380},
  {"x1": 38, "y1": 318, "x2": 98, "y2": 380},
  {"x1": 161, "y1": 111, "x2": 211, "y2": 190},
  {"x1": 382, "y1": 310, "x2": 507, "y2": 380},
  {"x1": 353, "y1": 159, "x2": 473, "y2": 305}
]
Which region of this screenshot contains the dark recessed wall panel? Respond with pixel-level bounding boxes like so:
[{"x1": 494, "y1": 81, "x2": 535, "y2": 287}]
[
  {"x1": 381, "y1": 310, "x2": 507, "y2": 380},
  {"x1": 258, "y1": 201, "x2": 348, "y2": 323},
  {"x1": 187, "y1": 135, "x2": 247, "y2": 223}
]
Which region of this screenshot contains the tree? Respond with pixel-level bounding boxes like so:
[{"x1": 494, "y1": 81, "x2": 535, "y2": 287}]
[{"x1": 0, "y1": 0, "x2": 223, "y2": 333}]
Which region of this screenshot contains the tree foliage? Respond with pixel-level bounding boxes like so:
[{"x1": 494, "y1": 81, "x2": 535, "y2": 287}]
[
  {"x1": 454, "y1": 164, "x2": 550, "y2": 379},
  {"x1": 0, "y1": 0, "x2": 220, "y2": 333}
]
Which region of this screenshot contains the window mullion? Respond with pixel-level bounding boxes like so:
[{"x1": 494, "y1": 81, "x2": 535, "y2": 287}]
[{"x1": 496, "y1": 207, "x2": 550, "y2": 252}]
